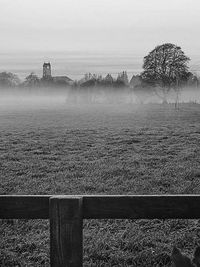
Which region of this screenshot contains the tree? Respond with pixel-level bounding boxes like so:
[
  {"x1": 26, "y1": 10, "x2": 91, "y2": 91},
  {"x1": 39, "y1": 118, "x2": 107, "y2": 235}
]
[
  {"x1": 0, "y1": 72, "x2": 20, "y2": 87},
  {"x1": 173, "y1": 71, "x2": 199, "y2": 108},
  {"x1": 141, "y1": 43, "x2": 190, "y2": 103},
  {"x1": 24, "y1": 72, "x2": 40, "y2": 87},
  {"x1": 116, "y1": 71, "x2": 129, "y2": 86}
]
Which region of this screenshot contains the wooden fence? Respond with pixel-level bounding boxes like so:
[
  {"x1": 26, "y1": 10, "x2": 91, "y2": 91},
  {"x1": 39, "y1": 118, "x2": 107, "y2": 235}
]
[{"x1": 1, "y1": 194, "x2": 200, "y2": 266}]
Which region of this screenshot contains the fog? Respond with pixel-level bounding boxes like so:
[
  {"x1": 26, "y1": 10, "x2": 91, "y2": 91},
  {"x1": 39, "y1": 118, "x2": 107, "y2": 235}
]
[
  {"x1": 65, "y1": 86, "x2": 200, "y2": 106},
  {"x1": 0, "y1": 86, "x2": 199, "y2": 113},
  {"x1": 0, "y1": 88, "x2": 67, "y2": 111}
]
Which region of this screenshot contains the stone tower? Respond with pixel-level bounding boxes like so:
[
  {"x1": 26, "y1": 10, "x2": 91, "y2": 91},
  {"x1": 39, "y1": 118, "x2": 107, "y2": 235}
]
[{"x1": 43, "y1": 62, "x2": 51, "y2": 79}]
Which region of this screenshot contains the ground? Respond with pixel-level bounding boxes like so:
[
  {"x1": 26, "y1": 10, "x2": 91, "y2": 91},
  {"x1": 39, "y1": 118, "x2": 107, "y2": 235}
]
[{"x1": 0, "y1": 100, "x2": 200, "y2": 266}]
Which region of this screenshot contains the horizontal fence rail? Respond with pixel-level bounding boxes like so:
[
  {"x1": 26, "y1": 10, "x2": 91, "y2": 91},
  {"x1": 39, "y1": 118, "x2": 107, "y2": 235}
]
[
  {"x1": 1, "y1": 194, "x2": 200, "y2": 266},
  {"x1": 1, "y1": 194, "x2": 200, "y2": 219},
  {"x1": 0, "y1": 195, "x2": 50, "y2": 219}
]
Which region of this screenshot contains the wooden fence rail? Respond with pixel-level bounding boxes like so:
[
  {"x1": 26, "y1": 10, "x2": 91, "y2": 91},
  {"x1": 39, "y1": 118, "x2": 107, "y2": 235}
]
[{"x1": 1, "y1": 195, "x2": 200, "y2": 266}]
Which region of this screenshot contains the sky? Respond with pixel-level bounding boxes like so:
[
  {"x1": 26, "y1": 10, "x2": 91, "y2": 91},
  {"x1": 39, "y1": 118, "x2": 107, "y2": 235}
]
[{"x1": 0, "y1": 0, "x2": 200, "y2": 56}]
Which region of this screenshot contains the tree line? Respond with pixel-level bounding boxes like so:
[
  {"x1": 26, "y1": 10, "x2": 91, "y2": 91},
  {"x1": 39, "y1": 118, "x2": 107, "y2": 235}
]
[
  {"x1": 138, "y1": 43, "x2": 198, "y2": 105},
  {"x1": 0, "y1": 43, "x2": 199, "y2": 104}
]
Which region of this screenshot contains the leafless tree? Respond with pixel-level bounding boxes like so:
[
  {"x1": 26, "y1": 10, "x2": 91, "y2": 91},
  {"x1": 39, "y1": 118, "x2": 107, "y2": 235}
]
[{"x1": 141, "y1": 43, "x2": 190, "y2": 104}]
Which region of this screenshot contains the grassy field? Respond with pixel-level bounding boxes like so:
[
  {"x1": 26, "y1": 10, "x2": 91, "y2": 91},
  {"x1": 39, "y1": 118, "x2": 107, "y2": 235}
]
[{"x1": 1, "y1": 100, "x2": 200, "y2": 266}]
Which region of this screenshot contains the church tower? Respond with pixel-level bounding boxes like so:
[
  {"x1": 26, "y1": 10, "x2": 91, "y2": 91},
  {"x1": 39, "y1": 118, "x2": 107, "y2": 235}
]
[{"x1": 43, "y1": 62, "x2": 51, "y2": 79}]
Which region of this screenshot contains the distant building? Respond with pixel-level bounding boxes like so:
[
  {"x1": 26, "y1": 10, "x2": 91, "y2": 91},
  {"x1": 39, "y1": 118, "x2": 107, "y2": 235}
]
[
  {"x1": 42, "y1": 62, "x2": 73, "y2": 86},
  {"x1": 53, "y1": 76, "x2": 73, "y2": 85},
  {"x1": 43, "y1": 62, "x2": 51, "y2": 79}
]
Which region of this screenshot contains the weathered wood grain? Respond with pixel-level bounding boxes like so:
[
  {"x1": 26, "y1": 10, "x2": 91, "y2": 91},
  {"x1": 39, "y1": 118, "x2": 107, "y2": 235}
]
[
  {"x1": 1, "y1": 195, "x2": 200, "y2": 220},
  {"x1": 0, "y1": 195, "x2": 50, "y2": 219},
  {"x1": 2, "y1": 194, "x2": 200, "y2": 266},
  {"x1": 82, "y1": 195, "x2": 200, "y2": 219},
  {"x1": 50, "y1": 196, "x2": 83, "y2": 267}
]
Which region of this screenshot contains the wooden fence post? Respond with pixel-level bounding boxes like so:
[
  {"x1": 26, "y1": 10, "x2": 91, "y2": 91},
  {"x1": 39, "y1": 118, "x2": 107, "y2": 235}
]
[{"x1": 49, "y1": 196, "x2": 83, "y2": 267}]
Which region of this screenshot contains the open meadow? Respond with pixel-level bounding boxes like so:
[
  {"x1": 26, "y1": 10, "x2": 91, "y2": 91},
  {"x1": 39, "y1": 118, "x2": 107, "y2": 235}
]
[{"x1": 1, "y1": 98, "x2": 200, "y2": 266}]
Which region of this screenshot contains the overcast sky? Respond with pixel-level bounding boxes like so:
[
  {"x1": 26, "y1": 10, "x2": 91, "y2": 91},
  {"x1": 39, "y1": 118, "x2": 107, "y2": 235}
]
[{"x1": 0, "y1": 0, "x2": 199, "y2": 55}]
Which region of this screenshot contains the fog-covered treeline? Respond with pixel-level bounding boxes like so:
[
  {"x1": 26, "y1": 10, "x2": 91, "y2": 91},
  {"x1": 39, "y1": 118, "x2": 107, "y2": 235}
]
[
  {"x1": 0, "y1": 70, "x2": 131, "y2": 89},
  {"x1": 0, "y1": 43, "x2": 199, "y2": 104}
]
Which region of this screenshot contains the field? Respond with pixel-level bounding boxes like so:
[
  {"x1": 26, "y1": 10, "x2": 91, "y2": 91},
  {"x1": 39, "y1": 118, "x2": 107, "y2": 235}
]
[{"x1": 1, "y1": 99, "x2": 200, "y2": 266}]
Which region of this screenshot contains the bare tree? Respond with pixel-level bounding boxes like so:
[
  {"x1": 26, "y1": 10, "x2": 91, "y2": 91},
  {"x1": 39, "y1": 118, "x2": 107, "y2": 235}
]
[
  {"x1": 141, "y1": 43, "x2": 190, "y2": 104},
  {"x1": 24, "y1": 72, "x2": 40, "y2": 87},
  {"x1": 0, "y1": 72, "x2": 20, "y2": 87}
]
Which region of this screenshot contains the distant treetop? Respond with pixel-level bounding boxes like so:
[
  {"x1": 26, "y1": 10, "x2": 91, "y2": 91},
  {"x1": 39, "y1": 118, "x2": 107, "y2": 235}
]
[{"x1": 141, "y1": 43, "x2": 190, "y2": 89}]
